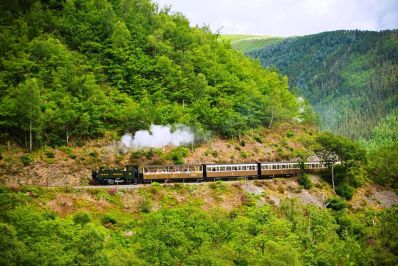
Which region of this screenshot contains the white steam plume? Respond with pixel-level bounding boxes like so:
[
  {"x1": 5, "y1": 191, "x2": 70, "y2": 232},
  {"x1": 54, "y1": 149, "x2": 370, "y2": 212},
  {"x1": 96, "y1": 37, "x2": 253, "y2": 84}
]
[{"x1": 122, "y1": 124, "x2": 194, "y2": 148}]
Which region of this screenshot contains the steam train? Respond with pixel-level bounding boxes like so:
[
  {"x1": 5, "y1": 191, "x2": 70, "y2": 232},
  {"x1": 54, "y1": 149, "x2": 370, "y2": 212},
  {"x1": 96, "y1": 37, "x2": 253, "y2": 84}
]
[{"x1": 92, "y1": 161, "x2": 333, "y2": 185}]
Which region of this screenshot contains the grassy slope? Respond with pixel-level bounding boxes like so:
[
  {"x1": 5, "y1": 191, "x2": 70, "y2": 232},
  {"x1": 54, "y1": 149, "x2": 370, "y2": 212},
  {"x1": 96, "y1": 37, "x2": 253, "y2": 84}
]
[{"x1": 221, "y1": 34, "x2": 284, "y2": 52}]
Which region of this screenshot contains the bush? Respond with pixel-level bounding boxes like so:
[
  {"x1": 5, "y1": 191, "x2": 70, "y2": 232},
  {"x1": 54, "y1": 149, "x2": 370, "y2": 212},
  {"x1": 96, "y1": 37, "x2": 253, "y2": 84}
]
[
  {"x1": 254, "y1": 135, "x2": 262, "y2": 143},
  {"x1": 145, "y1": 149, "x2": 155, "y2": 160},
  {"x1": 240, "y1": 151, "x2": 249, "y2": 158},
  {"x1": 209, "y1": 181, "x2": 227, "y2": 192},
  {"x1": 298, "y1": 174, "x2": 312, "y2": 189},
  {"x1": 336, "y1": 182, "x2": 355, "y2": 200},
  {"x1": 150, "y1": 182, "x2": 161, "y2": 194},
  {"x1": 139, "y1": 198, "x2": 152, "y2": 213},
  {"x1": 20, "y1": 155, "x2": 32, "y2": 166},
  {"x1": 101, "y1": 215, "x2": 117, "y2": 225},
  {"x1": 326, "y1": 197, "x2": 348, "y2": 211},
  {"x1": 46, "y1": 150, "x2": 55, "y2": 158},
  {"x1": 73, "y1": 212, "x2": 92, "y2": 226},
  {"x1": 169, "y1": 147, "x2": 189, "y2": 165},
  {"x1": 286, "y1": 130, "x2": 295, "y2": 138}
]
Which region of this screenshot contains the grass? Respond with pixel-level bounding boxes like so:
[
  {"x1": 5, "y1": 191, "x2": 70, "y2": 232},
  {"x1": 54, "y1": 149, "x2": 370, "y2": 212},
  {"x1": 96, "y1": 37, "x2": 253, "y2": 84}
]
[{"x1": 221, "y1": 34, "x2": 285, "y2": 52}]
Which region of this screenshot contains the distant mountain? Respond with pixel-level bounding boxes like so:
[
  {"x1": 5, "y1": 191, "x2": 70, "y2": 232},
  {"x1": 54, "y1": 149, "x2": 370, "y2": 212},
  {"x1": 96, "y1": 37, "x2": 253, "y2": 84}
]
[
  {"x1": 248, "y1": 30, "x2": 398, "y2": 139},
  {"x1": 221, "y1": 34, "x2": 284, "y2": 52}
]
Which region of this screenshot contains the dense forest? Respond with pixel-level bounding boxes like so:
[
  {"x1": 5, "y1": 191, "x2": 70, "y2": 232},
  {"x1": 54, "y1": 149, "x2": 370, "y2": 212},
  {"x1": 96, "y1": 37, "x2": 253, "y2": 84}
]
[
  {"x1": 1, "y1": 184, "x2": 398, "y2": 265},
  {"x1": 0, "y1": 0, "x2": 308, "y2": 150},
  {"x1": 248, "y1": 30, "x2": 398, "y2": 139}
]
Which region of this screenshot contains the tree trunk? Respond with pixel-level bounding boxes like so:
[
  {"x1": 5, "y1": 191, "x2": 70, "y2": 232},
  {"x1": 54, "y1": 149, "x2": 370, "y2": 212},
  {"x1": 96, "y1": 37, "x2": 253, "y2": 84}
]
[
  {"x1": 331, "y1": 163, "x2": 335, "y2": 193},
  {"x1": 66, "y1": 125, "x2": 69, "y2": 146},
  {"x1": 29, "y1": 117, "x2": 32, "y2": 151},
  {"x1": 268, "y1": 108, "x2": 274, "y2": 128}
]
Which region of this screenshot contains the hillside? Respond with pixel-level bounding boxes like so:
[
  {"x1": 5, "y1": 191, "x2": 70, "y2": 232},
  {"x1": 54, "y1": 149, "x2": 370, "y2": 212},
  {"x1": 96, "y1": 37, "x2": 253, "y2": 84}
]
[
  {"x1": 1, "y1": 178, "x2": 397, "y2": 265},
  {"x1": 0, "y1": 0, "x2": 304, "y2": 151},
  {"x1": 221, "y1": 34, "x2": 284, "y2": 52},
  {"x1": 248, "y1": 30, "x2": 398, "y2": 139},
  {"x1": 0, "y1": 123, "x2": 318, "y2": 186}
]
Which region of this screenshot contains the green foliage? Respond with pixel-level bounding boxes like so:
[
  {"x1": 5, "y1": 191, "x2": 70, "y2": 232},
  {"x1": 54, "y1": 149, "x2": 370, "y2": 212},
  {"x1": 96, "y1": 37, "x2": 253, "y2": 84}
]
[
  {"x1": 20, "y1": 155, "x2": 32, "y2": 166},
  {"x1": 253, "y1": 135, "x2": 262, "y2": 143},
  {"x1": 101, "y1": 215, "x2": 117, "y2": 226},
  {"x1": 249, "y1": 30, "x2": 398, "y2": 139},
  {"x1": 139, "y1": 198, "x2": 152, "y2": 213},
  {"x1": 73, "y1": 212, "x2": 92, "y2": 226},
  {"x1": 367, "y1": 142, "x2": 398, "y2": 186},
  {"x1": 0, "y1": 223, "x2": 27, "y2": 266},
  {"x1": 0, "y1": 0, "x2": 302, "y2": 149},
  {"x1": 45, "y1": 150, "x2": 55, "y2": 158},
  {"x1": 168, "y1": 146, "x2": 189, "y2": 165},
  {"x1": 298, "y1": 173, "x2": 312, "y2": 189},
  {"x1": 326, "y1": 197, "x2": 348, "y2": 211},
  {"x1": 0, "y1": 187, "x2": 397, "y2": 265},
  {"x1": 335, "y1": 182, "x2": 355, "y2": 200},
  {"x1": 286, "y1": 130, "x2": 295, "y2": 138}
]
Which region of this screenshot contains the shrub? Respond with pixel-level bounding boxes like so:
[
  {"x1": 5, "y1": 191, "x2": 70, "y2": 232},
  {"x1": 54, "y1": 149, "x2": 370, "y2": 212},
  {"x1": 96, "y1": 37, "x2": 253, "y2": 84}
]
[
  {"x1": 169, "y1": 147, "x2": 189, "y2": 165},
  {"x1": 254, "y1": 135, "x2": 263, "y2": 143},
  {"x1": 145, "y1": 149, "x2": 155, "y2": 160},
  {"x1": 150, "y1": 182, "x2": 161, "y2": 194},
  {"x1": 139, "y1": 198, "x2": 152, "y2": 213},
  {"x1": 326, "y1": 197, "x2": 348, "y2": 211},
  {"x1": 46, "y1": 150, "x2": 55, "y2": 158},
  {"x1": 209, "y1": 181, "x2": 227, "y2": 192},
  {"x1": 73, "y1": 212, "x2": 92, "y2": 226},
  {"x1": 101, "y1": 215, "x2": 117, "y2": 225},
  {"x1": 298, "y1": 174, "x2": 312, "y2": 189},
  {"x1": 336, "y1": 182, "x2": 355, "y2": 200},
  {"x1": 286, "y1": 130, "x2": 295, "y2": 138},
  {"x1": 241, "y1": 194, "x2": 256, "y2": 207},
  {"x1": 89, "y1": 151, "x2": 98, "y2": 158},
  {"x1": 277, "y1": 185, "x2": 285, "y2": 194},
  {"x1": 240, "y1": 151, "x2": 249, "y2": 158},
  {"x1": 20, "y1": 155, "x2": 32, "y2": 166}
]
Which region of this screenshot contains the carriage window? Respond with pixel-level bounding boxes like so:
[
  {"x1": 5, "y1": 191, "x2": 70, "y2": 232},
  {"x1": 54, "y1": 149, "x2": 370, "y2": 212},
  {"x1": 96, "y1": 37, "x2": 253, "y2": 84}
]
[
  {"x1": 226, "y1": 166, "x2": 231, "y2": 171},
  {"x1": 220, "y1": 166, "x2": 225, "y2": 171}
]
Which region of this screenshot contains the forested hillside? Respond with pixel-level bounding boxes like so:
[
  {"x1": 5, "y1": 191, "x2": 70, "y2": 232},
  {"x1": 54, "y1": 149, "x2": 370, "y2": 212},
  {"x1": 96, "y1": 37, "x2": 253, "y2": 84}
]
[
  {"x1": 1, "y1": 181, "x2": 397, "y2": 265},
  {"x1": 248, "y1": 30, "x2": 398, "y2": 139},
  {"x1": 0, "y1": 0, "x2": 306, "y2": 150}
]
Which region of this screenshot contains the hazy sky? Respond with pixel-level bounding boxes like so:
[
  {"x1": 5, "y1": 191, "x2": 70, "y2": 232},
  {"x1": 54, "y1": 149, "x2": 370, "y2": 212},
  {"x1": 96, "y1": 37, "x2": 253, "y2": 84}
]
[{"x1": 154, "y1": 0, "x2": 398, "y2": 36}]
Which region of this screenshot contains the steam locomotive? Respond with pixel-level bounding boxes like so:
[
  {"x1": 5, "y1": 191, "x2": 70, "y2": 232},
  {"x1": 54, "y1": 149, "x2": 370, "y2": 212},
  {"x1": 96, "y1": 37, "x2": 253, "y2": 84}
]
[{"x1": 92, "y1": 161, "x2": 332, "y2": 185}]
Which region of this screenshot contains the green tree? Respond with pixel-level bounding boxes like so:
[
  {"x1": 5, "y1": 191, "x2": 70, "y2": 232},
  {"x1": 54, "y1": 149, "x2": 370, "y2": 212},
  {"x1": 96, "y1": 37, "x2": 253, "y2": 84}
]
[{"x1": 15, "y1": 78, "x2": 42, "y2": 151}]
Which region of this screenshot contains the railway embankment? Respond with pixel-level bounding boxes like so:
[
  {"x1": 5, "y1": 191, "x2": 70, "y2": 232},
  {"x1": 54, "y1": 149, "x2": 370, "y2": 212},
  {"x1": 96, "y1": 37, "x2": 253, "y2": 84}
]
[{"x1": 0, "y1": 123, "x2": 318, "y2": 187}]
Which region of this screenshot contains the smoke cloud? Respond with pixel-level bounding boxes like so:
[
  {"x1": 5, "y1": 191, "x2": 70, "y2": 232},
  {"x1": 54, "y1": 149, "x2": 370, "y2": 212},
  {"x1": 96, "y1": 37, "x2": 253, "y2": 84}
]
[{"x1": 122, "y1": 124, "x2": 194, "y2": 148}]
